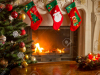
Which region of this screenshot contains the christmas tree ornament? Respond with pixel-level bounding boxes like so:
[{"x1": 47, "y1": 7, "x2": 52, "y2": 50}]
[
  {"x1": 13, "y1": 43, "x2": 17, "y2": 47},
  {"x1": 18, "y1": 14, "x2": 22, "y2": 19},
  {"x1": 21, "y1": 13, "x2": 26, "y2": 20},
  {"x1": 6, "y1": 4, "x2": 13, "y2": 11},
  {"x1": 9, "y1": 15, "x2": 13, "y2": 21},
  {"x1": 17, "y1": 52, "x2": 24, "y2": 59},
  {"x1": 19, "y1": 47, "x2": 26, "y2": 52},
  {"x1": 11, "y1": 11, "x2": 18, "y2": 18},
  {"x1": 65, "y1": 2, "x2": 82, "y2": 31},
  {"x1": 23, "y1": 1, "x2": 43, "y2": 30},
  {"x1": 19, "y1": 42, "x2": 25, "y2": 48},
  {"x1": 0, "y1": 59, "x2": 8, "y2": 68},
  {"x1": 0, "y1": 35, "x2": 6, "y2": 43},
  {"x1": 13, "y1": 31, "x2": 19, "y2": 37},
  {"x1": 21, "y1": 61, "x2": 28, "y2": 68},
  {"x1": 46, "y1": 0, "x2": 63, "y2": 30},
  {"x1": 0, "y1": 3, "x2": 4, "y2": 12},
  {"x1": 20, "y1": 29, "x2": 26, "y2": 35},
  {"x1": 0, "y1": 3, "x2": 5, "y2": 9},
  {"x1": 11, "y1": 40, "x2": 14, "y2": 44},
  {"x1": 25, "y1": 54, "x2": 29, "y2": 59},
  {"x1": 31, "y1": 56, "x2": 36, "y2": 61},
  {"x1": 31, "y1": 44, "x2": 36, "y2": 49}
]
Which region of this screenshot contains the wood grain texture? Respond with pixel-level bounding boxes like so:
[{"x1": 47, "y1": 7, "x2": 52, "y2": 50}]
[{"x1": 10, "y1": 61, "x2": 100, "y2": 75}]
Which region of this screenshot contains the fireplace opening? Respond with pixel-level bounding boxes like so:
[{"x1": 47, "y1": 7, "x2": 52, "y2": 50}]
[{"x1": 25, "y1": 26, "x2": 79, "y2": 62}]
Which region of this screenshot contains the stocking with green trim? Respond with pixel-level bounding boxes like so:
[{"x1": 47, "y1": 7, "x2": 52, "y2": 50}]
[
  {"x1": 46, "y1": 0, "x2": 63, "y2": 30},
  {"x1": 23, "y1": 1, "x2": 43, "y2": 30},
  {"x1": 65, "y1": 2, "x2": 82, "y2": 31}
]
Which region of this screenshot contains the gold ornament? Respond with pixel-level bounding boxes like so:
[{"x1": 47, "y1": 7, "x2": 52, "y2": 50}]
[
  {"x1": 21, "y1": 13, "x2": 26, "y2": 20},
  {"x1": 19, "y1": 47, "x2": 26, "y2": 52},
  {"x1": 21, "y1": 61, "x2": 28, "y2": 68},
  {"x1": 0, "y1": 59, "x2": 8, "y2": 68},
  {"x1": 31, "y1": 56, "x2": 36, "y2": 61},
  {"x1": 25, "y1": 54, "x2": 29, "y2": 59}
]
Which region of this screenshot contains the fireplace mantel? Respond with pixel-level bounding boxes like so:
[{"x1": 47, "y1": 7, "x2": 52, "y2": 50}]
[{"x1": 16, "y1": 0, "x2": 87, "y2": 14}]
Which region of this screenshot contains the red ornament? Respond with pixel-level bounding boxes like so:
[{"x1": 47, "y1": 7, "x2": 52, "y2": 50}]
[
  {"x1": 20, "y1": 30, "x2": 26, "y2": 35},
  {"x1": 11, "y1": 11, "x2": 18, "y2": 18},
  {"x1": 31, "y1": 44, "x2": 36, "y2": 49},
  {"x1": 19, "y1": 42, "x2": 25, "y2": 48},
  {"x1": 6, "y1": 4, "x2": 13, "y2": 11}
]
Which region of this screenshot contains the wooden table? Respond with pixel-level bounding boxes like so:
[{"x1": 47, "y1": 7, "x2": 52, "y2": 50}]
[{"x1": 10, "y1": 61, "x2": 100, "y2": 75}]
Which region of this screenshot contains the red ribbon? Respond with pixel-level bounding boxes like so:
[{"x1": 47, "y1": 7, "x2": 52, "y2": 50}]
[{"x1": 73, "y1": 0, "x2": 74, "y2": 2}]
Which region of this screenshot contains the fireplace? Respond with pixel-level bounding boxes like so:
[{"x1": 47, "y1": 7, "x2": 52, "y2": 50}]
[{"x1": 25, "y1": 26, "x2": 79, "y2": 62}]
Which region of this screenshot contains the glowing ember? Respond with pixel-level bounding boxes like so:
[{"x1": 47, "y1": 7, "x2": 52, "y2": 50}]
[
  {"x1": 57, "y1": 48, "x2": 65, "y2": 53},
  {"x1": 35, "y1": 43, "x2": 44, "y2": 53}
]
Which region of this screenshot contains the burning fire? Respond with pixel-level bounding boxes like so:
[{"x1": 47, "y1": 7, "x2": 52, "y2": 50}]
[
  {"x1": 35, "y1": 43, "x2": 44, "y2": 53},
  {"x1": 57, "y1": 48, "x2": 65, "y2": 53},
  {"x1": 33, "y1": 43, "x2": 65, "y2": 54}
]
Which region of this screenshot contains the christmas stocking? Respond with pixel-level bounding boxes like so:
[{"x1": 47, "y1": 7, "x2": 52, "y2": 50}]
[
  {"x1": 23, "y1": 1, "x2": 43, "y2": 30},
  {"x1": 46, "y1": 0, "x2": 63, "y2": 30},
  {"x1": 65, "y1": 2, "x2": 82, "y2": 31}
]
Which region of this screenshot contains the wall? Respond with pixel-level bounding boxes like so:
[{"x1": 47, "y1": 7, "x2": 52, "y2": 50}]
[
  {"x1": 92, "y1": 0, "x2": 100, "y2": 54},
  {"x1": 17, "y1": 0, "x2": 93, "y2": 55}
]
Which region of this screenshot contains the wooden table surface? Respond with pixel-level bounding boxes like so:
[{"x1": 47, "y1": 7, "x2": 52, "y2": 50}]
[{"x1": 10, "y1": 61, "x2": 100, "y2": 75}]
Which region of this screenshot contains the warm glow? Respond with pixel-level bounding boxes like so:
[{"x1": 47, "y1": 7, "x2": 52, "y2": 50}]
[
  {"x1": 32, "y1": 43, "x2": 65, "y2": 55},
  {"x1": 57, "y1": 29, "x2": 60, "y2": 31},
  {"x1": 35, "y1": 43, "x2": 44, "y2": 53},
  {"x1": 89, "y1": 53, "x2": 92, "y2": 55},
  {"x1": 57, "y1": 48, "x2": 62, "y2": 53},
  {"x1": 57, "y1": 48, "x2": 65, "y2": 53},
  {"x1": 92, "y1": 56, "x2": 96, "y2": 61}
]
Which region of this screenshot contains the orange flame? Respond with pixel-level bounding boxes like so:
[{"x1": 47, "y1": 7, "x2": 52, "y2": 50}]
[
  {"x1": 35, "y1": 43, "x2": 44, "y2": 53},
  {"x1": 33, "y1": 43, "x2": 65, "y2": 54},
  {"x1": 57, "y1": 48, "x2": 65, "y2": 53}
]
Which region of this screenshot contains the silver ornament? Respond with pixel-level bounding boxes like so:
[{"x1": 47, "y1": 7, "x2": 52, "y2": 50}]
[
  {"x1": 17, "y1": 52, "x2": 24, "y2": 59},
  {"x1": 9, "y1": 15, "x2": 13, "y2": 21},
  {"x1": 13, "y1": 31, "x2": 19, "y2": 37}
]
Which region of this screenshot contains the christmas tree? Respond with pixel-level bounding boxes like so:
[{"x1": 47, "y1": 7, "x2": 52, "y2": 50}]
[{"x1": 0, "y1": 0, "x2": 36, "y2": 75}]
